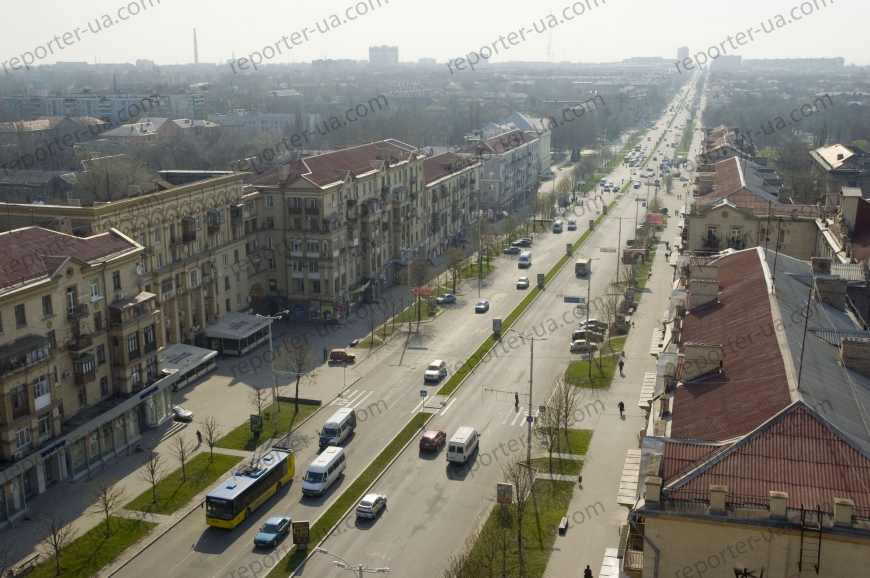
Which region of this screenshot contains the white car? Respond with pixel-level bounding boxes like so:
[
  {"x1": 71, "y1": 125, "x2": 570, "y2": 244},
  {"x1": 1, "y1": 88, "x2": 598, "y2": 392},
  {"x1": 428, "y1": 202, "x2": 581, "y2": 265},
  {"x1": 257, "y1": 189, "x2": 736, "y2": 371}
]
[
  {"x1": 356, "y1": 493, "x2": 387, "y2": 519},
  {"x1": 570, "y1": 340, "x2": 598, "y2": 353},
  {"x1": 424, "y1": 360, "x2": 447, "y2": 381},
  {"x1": 516, "y1": 277, "x2": 530, "y2": 289}
]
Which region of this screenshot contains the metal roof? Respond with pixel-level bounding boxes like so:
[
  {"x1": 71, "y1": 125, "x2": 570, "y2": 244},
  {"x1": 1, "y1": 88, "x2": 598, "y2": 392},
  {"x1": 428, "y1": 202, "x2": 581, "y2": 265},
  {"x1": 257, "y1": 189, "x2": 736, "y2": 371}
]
[{"x1": 206, "y1": 450, "x2": 290, "y2": 501}]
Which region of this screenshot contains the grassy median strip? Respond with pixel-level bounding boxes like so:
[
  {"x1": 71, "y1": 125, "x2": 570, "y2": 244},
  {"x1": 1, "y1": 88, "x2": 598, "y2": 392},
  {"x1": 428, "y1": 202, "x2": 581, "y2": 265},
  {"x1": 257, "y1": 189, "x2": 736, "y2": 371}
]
[
  {"x1": 217, "y1": 402, "x2": 319, "y2": 451},
  {"x1": 529, "y1": 457, "x2": 583, "y2": 476},
  {"x1": 30, "y1": 517, "x2": 156, "y2": 578},
  {"x1": 126, "y1": 452, "x2": 242, "y2": 515},
  {"x1": 565, "y1": 337, "x2": 626, "y2": 388},
  {"x1": 266, "y1": 412, "x2": 430, "y2": 578}
]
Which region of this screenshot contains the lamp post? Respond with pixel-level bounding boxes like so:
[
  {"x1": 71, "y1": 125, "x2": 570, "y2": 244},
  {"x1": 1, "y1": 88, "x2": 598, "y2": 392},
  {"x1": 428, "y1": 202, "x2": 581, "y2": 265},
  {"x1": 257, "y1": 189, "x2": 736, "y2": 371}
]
[
  {"x1": 313, "y1": 548, "x2": 390, "y2": 578},
  {"x1": 400, "y1": 246, "x2": 414, "y2": 332},
  {"x1": 508, "y1": 328, "x2": 547, "y2": 490},
  {"x1": 256, "y1": 310, "x2": 289, "y2": 414}
]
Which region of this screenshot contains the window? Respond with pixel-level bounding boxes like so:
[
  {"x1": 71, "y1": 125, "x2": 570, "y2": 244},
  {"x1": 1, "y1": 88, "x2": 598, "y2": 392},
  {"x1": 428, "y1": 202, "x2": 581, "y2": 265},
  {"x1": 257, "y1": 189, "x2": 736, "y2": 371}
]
[
  {"x1": 144, "y1": 325, "x2": 155, "y2": 351},
  {"x1": 127, "y1": 332, "x2": 139, "y2": 358},
  {"x1": 42, "y1": 296, "x2": 53, "y2": 316},
  {"x1": 269, "y1": 259, "x2": 276, "y2": 270},
  {"x1": 309, "y1": 261, "x2": 319, "y2": 273},
  {"x1": 154, "y1": 229, "x2": 162, "y2": 244},
  {"x1": 100, "y1": 376, "x2": 109, "y2": 396},
  {"x1": 706, "y1": 225, "x2": 718, "y2": 239},
  {"x1": 38, "y1": 413, "x2": 52, "y2": 437},
  {"x1": 223, "y1": 254, "x2": 228, "y2": 267},
  {"x1": 33, "y1": 375, "x2": 49, "y2": 398},
  {"x1": 77, "y1": 387, "x2": 86, "y2": 408},
  {"x1": 307, "y1": 240, "x2": 319, "y2": 252},
  {"x1": 112, "y1": 271, "x2": 121, "y2": 290},
  {"x1": 189, "y1": 269, "x2": 199, "y2": 287},
  {"x1": 293, "y1": 197, "x2": 302, "y2": 208},
  {"x1": 93, "y1": 311, "x2": 102, "y2": 332},
  {"x1": 294, "y1": 279, "x2": 304, "y2": 292},
  {"x1": 292, "y1": 261, "x2": 304, "y2": 272},
  {"x1": 91, "y1": 278, "x2": 100, "y2": 298},
  {"x1": 234, "y1": 249, "x2": 239, "y2": 263},
  {"x1": 311, "y1": 281, "x2": 321, "y2": 294},
  {"x1": 235, "y1": 272, "x2": 240, "y2": 285},
  {"x1": 224, "y1": 277, "x2": 230, "y2": 291},
  {"x1": 730, "y1": 226, "x2": 742, "y2": 240},
  {"x1": 292, "y1": 240, "x2": 301, "y2": 251},
  {"x1": 778, "y1": 228, "x2": 791, "y2": 245},
  {"x1": 146, "y1": 356, "x2": 157, "y2": 377},
  {"x1": 131, "y1": 365, "x2": 142, "y2": 386},
  {"x1": 156, "y1": 253, "x2": 164, "y2": 268},
  {"x1": 15, "y1": 304, "x2": 26, "y2": 327},
  {"x1": 265, "y1": 195, "x2": 274, "y2": 208},
  {"x1": 267, "y1": 237, "x2": 275, "y2": 249},
  {"x1": 293, "y1": 218, "x2": 302, "y2": 230},
  {"x1": 196, "y1": 217, "x2": 202, "y2": 231},
  {"x1": 309, "y1": 199, "x2": 318, "y2": 209},
  {"x1": 97, "y1": 344, "x2": 106, "y2": 364},
  {"x1": 236, "y1": 293, "x2": 242, "y2": 306},
  {"x1": 309, "y1": 218, "x2": 318, "y2": 231},
  {"x1": 11, "y1": 385, "x2": 26, "y2": 410},
  {"x1": 16, "y1": 427, "x2": 31, "y2": 450},
  {"x1": 46, "y1": 330, "x2": 56, "y2": 350}
]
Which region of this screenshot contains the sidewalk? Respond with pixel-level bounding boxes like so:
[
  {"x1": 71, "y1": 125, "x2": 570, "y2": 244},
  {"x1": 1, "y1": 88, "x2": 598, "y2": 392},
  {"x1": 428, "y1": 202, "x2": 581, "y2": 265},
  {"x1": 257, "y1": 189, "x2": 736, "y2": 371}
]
[{"x1": 543, "y1": 193, "x2": 681, "y2": 578}]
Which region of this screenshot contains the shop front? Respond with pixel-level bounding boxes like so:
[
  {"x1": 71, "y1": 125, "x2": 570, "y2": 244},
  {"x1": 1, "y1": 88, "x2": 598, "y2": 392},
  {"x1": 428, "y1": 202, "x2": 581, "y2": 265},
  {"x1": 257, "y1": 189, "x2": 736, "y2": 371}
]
[{"x1": 205, "y1": 311, "x2": 269, "y2": 356}]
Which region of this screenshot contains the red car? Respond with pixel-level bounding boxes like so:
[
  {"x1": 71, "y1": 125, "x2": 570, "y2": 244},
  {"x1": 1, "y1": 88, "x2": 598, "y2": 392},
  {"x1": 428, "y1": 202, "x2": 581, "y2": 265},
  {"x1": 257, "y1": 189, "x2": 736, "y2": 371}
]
[{"x1": 419, "y1": 429, "x2": 446, "y2": 452}]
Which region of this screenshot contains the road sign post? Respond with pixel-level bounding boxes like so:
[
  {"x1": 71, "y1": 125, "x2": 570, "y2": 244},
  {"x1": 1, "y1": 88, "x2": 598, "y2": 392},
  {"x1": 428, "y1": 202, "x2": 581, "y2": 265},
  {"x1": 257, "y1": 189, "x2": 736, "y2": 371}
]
[{"x1": 420, "y1": 390, "x2": 427, "y2": 397}]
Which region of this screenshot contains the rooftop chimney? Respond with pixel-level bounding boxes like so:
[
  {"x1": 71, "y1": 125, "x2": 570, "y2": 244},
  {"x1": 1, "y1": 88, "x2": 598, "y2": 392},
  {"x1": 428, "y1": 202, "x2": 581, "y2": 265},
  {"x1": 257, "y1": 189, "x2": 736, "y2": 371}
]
[
  {"x1": 709, "y1": 485, "x2": 727, "y2": 512},
  {"x1": 834, "y1": 498, "x2": 854, "y2": 526},
  {"x1": 688, "y1": 278, "x2": 719, "y2": 309},
  {"x1": 278, "y1": 164, "x2": 290, "y2": 182},
  {"x1": 840, "y1": 338, "x2": 870, "y2": 378},
  {"x1": 811, "y1": 257, "x2": 832, "y2": 276},
  {"x1": 777, "y1": 187, "x2": 793, "y2": 203},
  {"x1": 645, "y1": 476, "x2": 662, "y2": 504},
  {"x1": 769, "y1": 491, "x2": 788, "y2": 518},
  {"x1": 682, "y1": 343, "x2": 724, "y2": 382},
  {"x1": 814, "y1": 275, "x2": 848, "y2": 311}
]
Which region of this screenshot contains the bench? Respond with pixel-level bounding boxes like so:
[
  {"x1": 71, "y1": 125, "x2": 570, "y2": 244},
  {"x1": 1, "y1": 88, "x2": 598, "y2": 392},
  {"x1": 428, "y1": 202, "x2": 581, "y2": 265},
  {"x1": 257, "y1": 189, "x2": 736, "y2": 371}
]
[{"x1": 558, "y1": 517, "x2": 569, "y2": 535}]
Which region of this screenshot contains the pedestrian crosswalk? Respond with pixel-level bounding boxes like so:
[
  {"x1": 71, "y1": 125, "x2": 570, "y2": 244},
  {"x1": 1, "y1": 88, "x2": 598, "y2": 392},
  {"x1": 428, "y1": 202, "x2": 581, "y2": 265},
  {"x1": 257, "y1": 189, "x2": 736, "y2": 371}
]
[
  {"x1": 500, "y1": 406, "x2": 538, "y2": 427},
  {"x1": 332, "y1": 389, "x2": 374, "y2": 409}
]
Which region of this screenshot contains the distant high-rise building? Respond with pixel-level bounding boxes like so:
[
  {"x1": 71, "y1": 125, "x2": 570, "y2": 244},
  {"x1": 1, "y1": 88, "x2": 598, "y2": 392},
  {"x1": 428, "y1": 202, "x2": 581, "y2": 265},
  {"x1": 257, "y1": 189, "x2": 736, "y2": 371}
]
[
  {"x1": 369, "y1": 46, "x2": 399, "y2": 67},
  {"x1": 677, "y1": 46, "x2": 689, "y2": 61}
]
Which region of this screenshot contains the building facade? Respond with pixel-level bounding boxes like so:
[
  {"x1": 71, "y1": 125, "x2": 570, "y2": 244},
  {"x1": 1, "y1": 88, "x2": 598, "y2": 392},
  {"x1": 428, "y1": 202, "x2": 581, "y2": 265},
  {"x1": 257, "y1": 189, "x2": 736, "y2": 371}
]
[{"x1": 369, "y1": 46, "x2": 399, "y2": 67}]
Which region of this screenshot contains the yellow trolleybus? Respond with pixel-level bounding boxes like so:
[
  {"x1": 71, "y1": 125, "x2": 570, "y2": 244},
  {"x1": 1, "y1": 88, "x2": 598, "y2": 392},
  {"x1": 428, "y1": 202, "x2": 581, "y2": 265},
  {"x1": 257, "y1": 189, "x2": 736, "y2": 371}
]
[{"x1": 205, "y1": 449, "x2": 294, "y2": 528}]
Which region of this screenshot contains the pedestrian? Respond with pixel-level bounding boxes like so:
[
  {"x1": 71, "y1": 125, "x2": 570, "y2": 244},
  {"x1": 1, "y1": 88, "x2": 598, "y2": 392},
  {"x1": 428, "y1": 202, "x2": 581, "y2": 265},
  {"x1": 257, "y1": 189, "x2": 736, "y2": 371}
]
[
  {"x1": 196, "y1": 430, "x2": 202, "y2": 445},
  {"x1": 618, "y1": 360, "x2": 624, "y2": 376},
  {"x1": 578, "y1": 474, "x2": 583, "y2": 486},
  {"x1": 323, "y1": 347, "x2": 328, "y2": 362},
  {"x1": 584, "y1": 565, "x2": 593, "y2": 578},
  {"x1": 618, "y1": 401, "x2": 625, "y2": 416},
  {"x1": 515, "y1": 392, "x2": 519, "y2": 407}
]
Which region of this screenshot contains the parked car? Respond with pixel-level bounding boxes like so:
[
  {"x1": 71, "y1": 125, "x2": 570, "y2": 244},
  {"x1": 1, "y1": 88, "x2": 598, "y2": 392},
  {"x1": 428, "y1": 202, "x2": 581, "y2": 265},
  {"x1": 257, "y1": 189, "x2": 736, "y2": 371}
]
[
  {"x1": 579, "y1": 319, "x2": 608, "y2": 332},
  {"x1": 475, "y1": 300, "x2": 490, "y2": 313},
  {"x1": 419, "y1": 429, "x2": 447, "y2": 451},
  {"x1": 572, "y1": 329, "x2": 603, "y2": 342},
  {"x1": 329, "y1": 349, "x2": 356, "y2": 363},
  {"x1": 570, "y1": 340, "x2": 598, "y2": 353},
  {"x1": 503, "y1": 246, "x2": 522, "y2": 255},
  {"x1": 516, "y1": 277, "x2": 530, "y2": 289},
  {"x1": 173, "y1": 406, "x2": 194, "y2": 422},
  {"x1": 254, "y1": 516, "x2": 291, "y2": 548},
  {"x1": 356, "y1": 493, "x2": 387, "y2": 519},
  {"x1": 436, "y1": 294, "x2": 456, "y2": 304},
  {"x1": 512, "y1": 238, "x2": 532, "y2": 248}
]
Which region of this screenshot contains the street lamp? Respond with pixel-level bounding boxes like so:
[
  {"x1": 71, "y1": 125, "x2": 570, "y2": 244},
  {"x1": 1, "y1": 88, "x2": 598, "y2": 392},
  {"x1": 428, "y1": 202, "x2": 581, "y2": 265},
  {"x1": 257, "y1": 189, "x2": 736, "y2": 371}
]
[
  {"x1": 400, "y1": 246, "x2": 415, "y2": 331},
  {"x1": 507, "y1": 328, "x2": 547, "y2": 490},
  {"x1": 313, "y1": 548, "x2": 390, "y2": 577},
  {"x1": 256, "y1": 310, "x2": 289, "y2": 414}
]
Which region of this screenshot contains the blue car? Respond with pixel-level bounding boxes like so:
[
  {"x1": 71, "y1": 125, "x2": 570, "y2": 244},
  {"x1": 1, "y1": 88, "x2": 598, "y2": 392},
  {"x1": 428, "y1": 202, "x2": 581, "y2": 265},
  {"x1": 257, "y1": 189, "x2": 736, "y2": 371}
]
[{"x1": 254, "y1": 515, "x2": 291, "y2": 548}]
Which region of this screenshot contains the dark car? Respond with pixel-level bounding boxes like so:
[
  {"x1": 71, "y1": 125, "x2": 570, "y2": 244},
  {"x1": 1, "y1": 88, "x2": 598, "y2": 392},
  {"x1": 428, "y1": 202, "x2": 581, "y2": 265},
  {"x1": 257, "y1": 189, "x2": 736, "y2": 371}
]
[
  {"x1": 503, "y1": 246, "x2": 522, "y2": 255},
  {"x1": 475, "y1": 300, "x2": 490, "y2": 313},
  {"x1": 254, "y1": 516, "x2": 291, "y2": 548},
  {"x1": 419, "y1": 429, "x2": 446, "y2": 451},
  {"x1": 329, "y1": 349, "x2": 356, "y2": 363},
  {"x1": 512, "y1": 238, "x2": 532, "y2": 248},
  {"x1": 172, "y1": 406, "x2": 194, "y2": 422}
]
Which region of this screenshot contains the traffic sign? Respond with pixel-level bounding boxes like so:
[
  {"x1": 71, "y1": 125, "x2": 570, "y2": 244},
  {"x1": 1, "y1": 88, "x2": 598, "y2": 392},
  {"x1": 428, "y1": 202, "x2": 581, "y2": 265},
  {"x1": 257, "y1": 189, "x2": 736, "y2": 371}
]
[
  {"x1": 526, "y1": 415, "x2": 534, "y2": 423},
  {"x1": 292, "y1": 521, "x2": 310, "y2": 545},
  {"x1": 539, "y1": 405, "x2": 546, "y2": 413},
  {"x1": 599, "y1": 247, "x2": 617, "y2": 253},
  {"x1": 564, "y1": 296, "x2": 585, "y2": 303},
  {"x1": 420, "y1": 390, "x2": 428, "y2": 397}
]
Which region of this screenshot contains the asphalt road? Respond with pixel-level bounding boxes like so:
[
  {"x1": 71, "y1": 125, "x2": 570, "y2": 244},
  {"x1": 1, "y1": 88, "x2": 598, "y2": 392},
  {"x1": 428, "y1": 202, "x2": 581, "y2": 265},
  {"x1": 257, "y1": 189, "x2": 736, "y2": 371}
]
[{"x1": 113, "y1": 88, "x2": 695, "y2": 578}]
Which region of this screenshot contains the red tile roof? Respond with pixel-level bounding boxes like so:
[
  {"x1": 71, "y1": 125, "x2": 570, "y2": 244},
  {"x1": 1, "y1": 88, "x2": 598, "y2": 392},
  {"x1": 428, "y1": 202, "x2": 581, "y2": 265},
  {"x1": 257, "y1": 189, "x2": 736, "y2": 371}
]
[
  {"x1": 662, "y1": 441, "x2": 731, "y2": 485},
  {"x1": 665, "y1": 404, "x2": 870, "y2": 513},
  {"x1": 0, "y1": 227, "x2": 138, "y2": 291},
  {"x1": 672, "y1": 248, "x2": 794, "y2": 441},
  {"x1": 249, "y1": 141, "x2": 416, "y2": 189},
  {"x1": 423, "y1": 152, "x2": 474, "y2": 185},
  {"x1": 697, "y1": 189, "x2": 819, "y2": 217},
  {"x1": 462, "y1": 129, "x2": 536, "y2": 156}
]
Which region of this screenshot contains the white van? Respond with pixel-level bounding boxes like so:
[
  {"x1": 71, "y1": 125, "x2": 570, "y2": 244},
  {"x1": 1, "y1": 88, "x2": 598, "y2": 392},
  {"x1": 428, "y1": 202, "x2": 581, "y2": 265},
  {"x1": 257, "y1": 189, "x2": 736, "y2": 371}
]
[
  {"x1": 302, "y1": 446, "x2": 346, "y2": 496},
  {"x1": 518, "y1": 251, "x2": 532, "y2": 268},
  {"x1": 553, "y1": 221, "x2": 563, "y2": 233},
  {"x1": 319, "y1": 408, "x2": 357, "y2": 448},
  {"x1": 447, "y1": 427, "x2": 480, "y2": 464},
  {"x1": 567, "y1": 218, "x2": 577, "y2": 231}
]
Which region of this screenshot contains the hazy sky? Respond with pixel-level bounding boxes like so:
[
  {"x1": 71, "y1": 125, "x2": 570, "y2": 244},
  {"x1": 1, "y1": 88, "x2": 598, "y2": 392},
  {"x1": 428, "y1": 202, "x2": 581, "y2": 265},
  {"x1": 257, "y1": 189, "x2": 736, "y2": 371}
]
[{"x1": 1, "y1": 0, "x2": 863, "y2": 73}]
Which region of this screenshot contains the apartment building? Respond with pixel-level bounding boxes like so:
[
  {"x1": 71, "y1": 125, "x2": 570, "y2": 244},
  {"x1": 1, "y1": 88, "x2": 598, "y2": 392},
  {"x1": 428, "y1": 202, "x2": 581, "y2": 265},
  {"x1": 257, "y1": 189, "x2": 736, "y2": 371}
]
[
  {"x1": 809, "y1": 143, "x2": 870, "y2": 198},
  {"x1": 0, "y1": 227, "x2": 166, "y2": 527},
  {"x1": 246, "y1": 141, "x2": 445, "y2": 319},
  {"x1": 461, "y1": 129, "x2": 540, "y2": 219},
  {"x1": 0, "y1": 171, "x2": 258, "y2": 351},
  {"x1": 206, "y1": 110, "x2": 321, "y2": 137},
  {"x1": 624, "y1": 249, "x2": 870, "y2": 576},
  {"x1": 369, "y1": 46, "x2": 399, "y2": 67},
  {"x1": 1, "y1": 93, "x2": 202, "y2": 123},
  {"x1": 422, "y1": 153, "x2": 481, "y2": 257},
  {"x1": 683, "y1": 157, "x2": 819, "y2": 258}
]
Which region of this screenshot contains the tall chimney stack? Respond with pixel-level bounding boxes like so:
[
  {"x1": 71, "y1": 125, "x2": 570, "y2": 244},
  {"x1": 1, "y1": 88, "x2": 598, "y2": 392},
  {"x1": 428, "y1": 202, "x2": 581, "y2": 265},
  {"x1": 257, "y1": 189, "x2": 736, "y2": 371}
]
[{"x1": 194, "y1": 29, "x2": 199, "y2": 65}]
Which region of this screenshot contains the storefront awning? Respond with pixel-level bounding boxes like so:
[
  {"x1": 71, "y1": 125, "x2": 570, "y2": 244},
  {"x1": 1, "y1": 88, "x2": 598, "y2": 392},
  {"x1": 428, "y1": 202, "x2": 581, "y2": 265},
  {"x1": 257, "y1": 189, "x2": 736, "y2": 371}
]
[{"x1": 205, "y1": 311, "x2": 270, "y2": 340}]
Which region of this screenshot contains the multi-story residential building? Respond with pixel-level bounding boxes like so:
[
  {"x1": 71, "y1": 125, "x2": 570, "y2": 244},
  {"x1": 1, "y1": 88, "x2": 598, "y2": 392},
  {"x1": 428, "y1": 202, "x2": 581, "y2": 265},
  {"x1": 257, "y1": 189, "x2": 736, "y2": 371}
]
[
  {"x1": 369, "y1": 46, "x2": 399, "y2": 67},
  {"x1": 206, "y1": 110, "x2": 321, "y2": 137},
  {"x1": 676, "y1": 46, "x2": 689, "y2": 61},
  {"x1": 624, "y1": 249, "x2": 870, "y2": 576},
  {"x1": 101, "y1": 118, "x2": 219, "y2": 144},
  {"x1": 500, "y1": 112, "x2": 552, "y2": 175},
  {"x1": 682, "y1": 157, "x2": 819, "y2": 259},
  {"x1": 421, "y1": 153, "x2": 481, "y2": 257},
  {"x1": 1, "y1": 93, "x2": 202, "y2": 123},
  {"x1": 0, "y1": 171, "x2": 260, "y2": 351},
  {"x1": 247, "y1": 141, "x2": 435, "y2": 319},
  {"x1": 461, "y1": 129, "x2": 540, "y2": 218},
  {"x1": 809, "y1": 143, "x2": 870, "y2": 198}
]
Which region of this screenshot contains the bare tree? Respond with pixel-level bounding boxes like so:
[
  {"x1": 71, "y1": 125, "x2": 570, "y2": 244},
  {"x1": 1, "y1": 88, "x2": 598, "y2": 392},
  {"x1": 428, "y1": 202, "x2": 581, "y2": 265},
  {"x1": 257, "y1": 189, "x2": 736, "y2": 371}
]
[
  {"x1": 536, "y1": 390, "x2": 561, "y2": 471},
  {"x1": 201, "y1": 415, "x2": 222, "y2": 461},
  {"x1": 365, "y1": 304, "x2": 382, "y2": 351},
  {"x1": 138, "y1": 450, "x2": 168, "y2": 504},
  {"x1": 444, "y1": 246, "x2": 467, "y2": 293},
  {"x1": 38, "y1": 514, "x2": 77, "y2": 576},
  {"x1": 248, "y1": 383, "x2": 270, "y2": 417},
  {"x1": 499, "y1": 215, "x2": 521, "y2": 243},
  {"x1": 502, "y1": 456, "x2": 533, "y2": 570},
  {"x1": 552, "y1": 375, "x2": 582, "y2": 445},
  {"x1": 620, "y1": 262, "x2": 638, "y2": 288},
  {"x1": 274, "y1": 341, "x2": 318, "y2": 414},
  {"x1": 88, "y1": 479, "x2": 128, "y2": 538},
  {"x1": 171, "y1": 436, "x2": 195, "y2": 482}
]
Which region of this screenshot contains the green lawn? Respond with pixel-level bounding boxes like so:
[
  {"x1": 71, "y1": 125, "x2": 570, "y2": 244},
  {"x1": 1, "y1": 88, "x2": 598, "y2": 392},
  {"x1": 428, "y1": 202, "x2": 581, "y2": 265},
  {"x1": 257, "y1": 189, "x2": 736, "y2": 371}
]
[
  {"x1": 529, "y1": 457, "x2": 583, "y2": 476},
  {"x1": 265, "y1": 412, "x2": 430, "y2": 578},
  {"x1": 216, "y1": 402, "x2": 320, "y2": 451},
  {"x1": 126, "y1": 452, "x2": 242, "y2": 515},
  {"x1": 463, "y1": 480, "x2": 575, "y2": 578},
  {"x1": 565, "y1": 353, "x2": 619, "y2": 388},
  {"x1": 356, "y1": 335, "x2": 384, "y2": 349},
  {"x1": 29, "y1": 517, "x2": 156, "y2": 578},
  {"x1": 563, "y1": 428, "x2": 595, "y2": 455}
]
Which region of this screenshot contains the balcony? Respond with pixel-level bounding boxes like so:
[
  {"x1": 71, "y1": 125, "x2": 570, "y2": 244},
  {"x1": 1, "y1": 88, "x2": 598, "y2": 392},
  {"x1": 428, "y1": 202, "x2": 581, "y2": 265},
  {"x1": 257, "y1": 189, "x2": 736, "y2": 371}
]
[
  {"x1": 182, "y1": 230, "x2": 197, "y2": 243},
  {"x1": 143, "y1": 246, "x2": 155, "y2": 257},
  {"x1": 169, "y1": 236, "x2": 183, "y2": 247},
  {"x1": 67, "y1": 334, "x2": 93, "y2": 352},
  {"x1": 287, "y1": 206, "x2": 303, "y2": 215},
  {"x1": 73, "y1": 353, "x2": 96, "y2": 386},
  {"x1": 304, "y1": 207, "x2": 320, "y2": 216},
  {"x1": 12, "y1": 402, "x2": 29, "y2": 421},
  {"x1": 68, "y1": 304, "x2": 89, "y2": 319},
  {"x1": 702, "y1": 236, "x2": 720, "y2": 249},
  {"x1": 207, "y1": 222, "x2": 220, "y2": 235}
]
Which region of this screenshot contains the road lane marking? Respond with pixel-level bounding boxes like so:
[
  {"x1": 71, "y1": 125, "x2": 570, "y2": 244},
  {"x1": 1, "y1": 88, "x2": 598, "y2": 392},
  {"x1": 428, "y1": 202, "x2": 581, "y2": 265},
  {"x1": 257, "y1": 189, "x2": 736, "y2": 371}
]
[
  {"x1": 440, "y1": 398, "x2": 457, "y2": 416},
  {"x1": 511, "y1": 408, "x2": 524, "y2": 426},
  {"x1": 349, "y1": 390, "x2": 374, "y2": 409},
  {"x1": 411, "y1": 397, "x2": 427, "y2": 413}
]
